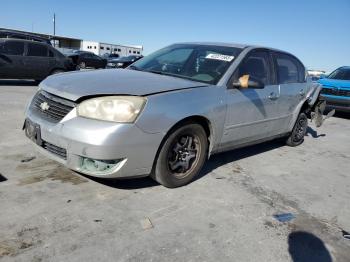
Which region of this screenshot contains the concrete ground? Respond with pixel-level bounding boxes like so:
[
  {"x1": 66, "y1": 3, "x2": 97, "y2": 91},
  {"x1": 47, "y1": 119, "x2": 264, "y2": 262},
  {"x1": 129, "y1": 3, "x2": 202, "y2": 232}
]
[{"x1": 0, "y1": 81, "x2": 349, "y2": 262}]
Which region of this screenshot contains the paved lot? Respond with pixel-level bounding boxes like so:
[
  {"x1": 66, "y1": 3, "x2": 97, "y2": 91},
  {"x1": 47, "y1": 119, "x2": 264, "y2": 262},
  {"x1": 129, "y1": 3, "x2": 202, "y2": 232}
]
[{"x1": 0, "y1": 81, "x2": 349, "y2": 262}]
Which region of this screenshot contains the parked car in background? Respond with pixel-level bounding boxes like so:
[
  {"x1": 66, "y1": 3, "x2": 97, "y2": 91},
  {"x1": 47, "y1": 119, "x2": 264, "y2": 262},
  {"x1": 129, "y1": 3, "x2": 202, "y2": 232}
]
[
  {"x1": 24, "y1": 43, "x2": 326, "y2": 188},
  {"x1": 307, "y1": 69, "x2": 326, "y2": 82},
  {"x1": 319, "y1": 66, "x2": 350, "y2": 112},
  {"x1": 67, "y1": 51, "x2": 107, "y2": 69},
  {"x1": 106, "y1": 55, "x2": 143, "y2": 68},
  {"x1": 0, "y1": 38, "x2": 75, "y2": 82},
  {"x1": 102, "y1": 53, "x2": 120, "y2": 61}
]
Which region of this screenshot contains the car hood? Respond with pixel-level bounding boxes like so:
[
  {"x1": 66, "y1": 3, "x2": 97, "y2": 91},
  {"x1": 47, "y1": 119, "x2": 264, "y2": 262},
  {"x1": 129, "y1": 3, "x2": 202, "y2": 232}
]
[
  {"x1": 318, "y1": 78, "x2": 350, "y2": 89},
  {"x1": 40, "y1": 69, "x2": 209, "y2": 101}
]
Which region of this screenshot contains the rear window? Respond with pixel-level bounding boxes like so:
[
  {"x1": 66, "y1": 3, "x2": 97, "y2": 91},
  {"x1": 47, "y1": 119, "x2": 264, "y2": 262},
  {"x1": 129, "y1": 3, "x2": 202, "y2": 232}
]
[
  {"x1": 274, "y1": 53, "x2": 305, "y2": 84},
  {"x1": 0, "y1": 41, "x2": 24, "y2": 55},
  {"x1": 27, "y1": 43, "x2": 47, "y2": 57}
]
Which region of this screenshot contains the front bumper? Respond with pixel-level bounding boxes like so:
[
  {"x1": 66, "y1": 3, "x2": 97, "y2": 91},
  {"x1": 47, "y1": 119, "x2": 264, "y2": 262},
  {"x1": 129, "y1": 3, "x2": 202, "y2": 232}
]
[
  {"x1": 322, "y1": 95, "x2": 350, "y2": 112},
  {"x1": 24, "y1": 106, "x2": 164, "y2": 178}
]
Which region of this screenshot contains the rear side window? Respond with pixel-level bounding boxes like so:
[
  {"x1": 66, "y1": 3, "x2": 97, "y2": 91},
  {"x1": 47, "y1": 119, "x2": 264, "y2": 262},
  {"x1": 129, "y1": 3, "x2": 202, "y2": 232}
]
[
  {"x1": 1, "y1": 41, "x2": 24, "y2": 55},
  {"x1": 274, "y1": 53, "x2": 305, "y2": 84},
  {"x1": 27, "y1": 43, "x2": 48, "y2": 57}
]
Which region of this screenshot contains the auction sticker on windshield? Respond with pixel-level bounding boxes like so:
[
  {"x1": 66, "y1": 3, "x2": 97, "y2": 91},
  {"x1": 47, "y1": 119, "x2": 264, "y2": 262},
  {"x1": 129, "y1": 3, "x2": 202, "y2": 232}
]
[{"x1": 205, "y1": 53, "x2": 234, "y2": 62}]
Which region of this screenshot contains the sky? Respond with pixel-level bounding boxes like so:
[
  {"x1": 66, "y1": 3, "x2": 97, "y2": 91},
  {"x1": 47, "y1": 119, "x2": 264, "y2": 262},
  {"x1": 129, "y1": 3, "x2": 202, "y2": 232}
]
[{"x1": 1, "y1": 0, "x2": 349, "y2": 72}]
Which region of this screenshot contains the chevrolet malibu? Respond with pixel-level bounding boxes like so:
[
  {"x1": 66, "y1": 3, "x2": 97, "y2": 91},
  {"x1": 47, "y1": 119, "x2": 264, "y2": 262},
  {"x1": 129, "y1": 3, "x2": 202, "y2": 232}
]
[{"x1": 24, "y1": 43, "x2": 325, "y2": 188}]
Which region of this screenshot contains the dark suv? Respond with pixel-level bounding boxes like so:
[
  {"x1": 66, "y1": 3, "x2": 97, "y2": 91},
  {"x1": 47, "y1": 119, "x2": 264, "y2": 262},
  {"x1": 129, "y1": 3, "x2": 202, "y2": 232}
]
[
  {"x1": 0, "y1": 29, "x2": 52, "y2": 45},
  {"x1": 0, "y1": 38, "x2": 75, "y2": 82}
]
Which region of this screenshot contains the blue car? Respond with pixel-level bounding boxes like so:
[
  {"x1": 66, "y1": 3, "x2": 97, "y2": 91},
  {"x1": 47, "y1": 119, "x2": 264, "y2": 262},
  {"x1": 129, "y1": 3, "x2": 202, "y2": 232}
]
[{"x1": 318, "y1": 66, "x2": 350, "y2": 112}]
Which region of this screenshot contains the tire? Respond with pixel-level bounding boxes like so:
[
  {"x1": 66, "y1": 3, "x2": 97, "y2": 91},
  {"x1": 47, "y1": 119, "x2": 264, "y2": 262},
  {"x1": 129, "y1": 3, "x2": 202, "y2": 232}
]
[
  {"x1": 286, "y1": 112, "x2": 308, "y2": 147},
  {"x1": 50, "y1": 69, "x2": 65, "y2": 75},
  {"x1": 78, "y1": 62, "x2": 86, "y2": 69},
  {"x1": 151, "y1": 123, "x2": 208, "y2": 188}
]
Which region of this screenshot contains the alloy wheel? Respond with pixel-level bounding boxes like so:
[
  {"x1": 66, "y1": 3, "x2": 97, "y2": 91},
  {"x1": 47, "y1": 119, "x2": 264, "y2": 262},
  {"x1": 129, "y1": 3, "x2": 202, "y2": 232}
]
[{"x1": 167, "y1": 134, "x2": 201, "y2": 179}]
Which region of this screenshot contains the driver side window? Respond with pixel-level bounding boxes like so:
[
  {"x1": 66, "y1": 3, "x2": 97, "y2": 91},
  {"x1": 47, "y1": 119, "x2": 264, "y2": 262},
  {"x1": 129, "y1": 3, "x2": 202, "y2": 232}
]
[{"x1": 232, "y1": 50, "x2": 271, "y2": 86}]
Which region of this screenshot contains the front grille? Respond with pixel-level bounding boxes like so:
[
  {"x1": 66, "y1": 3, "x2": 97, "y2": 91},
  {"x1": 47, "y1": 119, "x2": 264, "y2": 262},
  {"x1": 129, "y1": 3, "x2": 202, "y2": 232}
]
[
  {"x1": 321, "y1": 87, "x2": 350, "y2": 97},
  {"x1": 31, "y1": 91, "x2": 76, "y2": 123},
  {"x1": 42, "y1": 140, "x2": 67, "y2": 159}
]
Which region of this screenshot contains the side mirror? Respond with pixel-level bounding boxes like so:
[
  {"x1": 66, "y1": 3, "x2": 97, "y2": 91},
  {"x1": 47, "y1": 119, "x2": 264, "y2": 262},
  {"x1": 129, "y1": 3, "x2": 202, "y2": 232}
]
[
  {"x1": 319, "y1": 74, "x2": 327, "y2": 79},
  {"x1": 232, "y1": 75, "x2": 264, "y2": 89}
]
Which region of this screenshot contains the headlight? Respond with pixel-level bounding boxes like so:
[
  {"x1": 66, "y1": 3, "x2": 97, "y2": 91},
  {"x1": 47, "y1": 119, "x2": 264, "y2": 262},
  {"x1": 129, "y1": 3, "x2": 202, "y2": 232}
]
[
  {"x1": 117, "y1": 62, "x2": 124, "y2": 67},
  {"x1": 77, "y1": 96, "x2": 146, "y2": 123},
  {"x1": 107, "y1": 62, "x2": 115, "y2": 67}
]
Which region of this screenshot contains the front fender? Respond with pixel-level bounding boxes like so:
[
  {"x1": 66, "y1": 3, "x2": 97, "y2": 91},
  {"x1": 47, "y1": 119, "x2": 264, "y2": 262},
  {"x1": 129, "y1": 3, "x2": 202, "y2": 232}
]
[{"x1": 135, "y1": 86, "x2": 227, "y2": 152}]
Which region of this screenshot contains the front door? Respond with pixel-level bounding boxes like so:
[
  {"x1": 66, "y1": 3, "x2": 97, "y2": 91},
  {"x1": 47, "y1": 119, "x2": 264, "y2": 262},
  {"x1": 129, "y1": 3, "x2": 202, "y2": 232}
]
[{"x1": 220, "y1": 50, "x2": 282, "y2": 149}]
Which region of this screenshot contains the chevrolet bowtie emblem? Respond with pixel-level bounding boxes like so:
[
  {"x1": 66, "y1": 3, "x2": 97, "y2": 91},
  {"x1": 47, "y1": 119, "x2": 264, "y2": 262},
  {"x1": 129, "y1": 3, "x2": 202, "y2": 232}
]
[{"x1": 40, "y1": 101, "x2": 50, "y2": 111}]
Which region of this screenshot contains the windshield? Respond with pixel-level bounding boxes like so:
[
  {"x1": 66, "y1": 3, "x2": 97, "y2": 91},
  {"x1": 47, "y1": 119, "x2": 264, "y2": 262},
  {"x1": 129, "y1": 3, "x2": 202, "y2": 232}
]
[
  {"x1": 328, "y1": 68, "x2": 350, "y2": 80},
  {"x1": 131, "y1": 44, "x2": 243, "y2": 84}
]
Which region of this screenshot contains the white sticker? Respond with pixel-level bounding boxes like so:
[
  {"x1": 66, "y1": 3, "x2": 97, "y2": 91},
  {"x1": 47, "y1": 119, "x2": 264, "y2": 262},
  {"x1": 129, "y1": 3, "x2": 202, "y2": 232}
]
[{"x1": 205, "y1": 53, "x2": 234, "y2": 62}]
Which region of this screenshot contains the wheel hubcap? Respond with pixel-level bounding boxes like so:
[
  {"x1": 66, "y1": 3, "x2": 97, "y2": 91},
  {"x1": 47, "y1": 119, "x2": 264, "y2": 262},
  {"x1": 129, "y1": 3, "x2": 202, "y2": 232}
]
[
  {"x1": 293, "y1": 116, "x2": 307, "y2": 142},
  {"x1": 168, "y1": 135, "x2": 199, "y2": 177}
]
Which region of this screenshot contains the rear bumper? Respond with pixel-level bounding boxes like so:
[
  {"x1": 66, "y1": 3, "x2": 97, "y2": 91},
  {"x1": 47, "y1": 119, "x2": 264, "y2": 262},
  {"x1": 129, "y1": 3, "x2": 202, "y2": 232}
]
[{"x1": 322, "y1": 95, "x2": 350, "y2": 112}]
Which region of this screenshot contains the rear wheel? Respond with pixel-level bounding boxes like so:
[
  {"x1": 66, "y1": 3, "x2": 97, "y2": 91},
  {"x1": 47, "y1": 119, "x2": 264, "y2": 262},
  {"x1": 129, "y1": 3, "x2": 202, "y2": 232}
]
[
  {"x1": 286, "y1": 112, "x2": 308, "y2": 146},
  {"x1": 152, "y1": 123, "x2": 208, "y2": 188}
]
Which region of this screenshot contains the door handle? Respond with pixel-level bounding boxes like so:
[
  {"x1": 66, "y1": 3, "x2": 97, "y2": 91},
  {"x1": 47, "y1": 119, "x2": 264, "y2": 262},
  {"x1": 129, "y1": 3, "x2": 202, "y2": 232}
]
[
  {"x1": 268, "y1": 92, "x2": 278, "y2": 100},
  {"x1": 299, "y1": 89, "x2": 305, "y2": 97}
]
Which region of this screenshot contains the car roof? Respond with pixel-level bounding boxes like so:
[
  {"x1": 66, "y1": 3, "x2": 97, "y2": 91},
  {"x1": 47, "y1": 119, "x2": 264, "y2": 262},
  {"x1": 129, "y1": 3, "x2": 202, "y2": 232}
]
[
  {"x1": 75, "y1": 50, "x2": 93, "y2": 54},
  {"x1": 174, "y1": 42, "x2": 295, "y2": 55},
  {"x1": 175, "y1": 42, "x2": 249, "y2": 49},
  {"x1": 0, "y1": 38, "x2": 49, "y2": 45}
]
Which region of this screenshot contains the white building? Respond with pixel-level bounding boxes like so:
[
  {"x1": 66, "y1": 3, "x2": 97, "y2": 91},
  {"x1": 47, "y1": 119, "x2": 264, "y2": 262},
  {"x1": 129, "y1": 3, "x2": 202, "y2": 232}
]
[
  {"x1": 0, "y1": 28, "x2": 143, "y2": 57},
  {"x1": 307, "y1": 70, "x2": 326, "y2": 77},
  {"x1": 82, "y1": 41, "x2": 143, "y2": 57}
]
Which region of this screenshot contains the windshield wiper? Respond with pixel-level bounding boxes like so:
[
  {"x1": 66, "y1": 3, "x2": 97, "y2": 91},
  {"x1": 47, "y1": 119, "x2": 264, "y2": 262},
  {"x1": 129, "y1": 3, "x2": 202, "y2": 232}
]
[
  {"x1": 144, "y1": 69, "x2": 209, "y2": 83},
  {"x1": 128, "y1": 65, "x2": 143, "y2": 71},
  {"x1": 146, "y1": 70, "x2": 165, "y2": 75}
]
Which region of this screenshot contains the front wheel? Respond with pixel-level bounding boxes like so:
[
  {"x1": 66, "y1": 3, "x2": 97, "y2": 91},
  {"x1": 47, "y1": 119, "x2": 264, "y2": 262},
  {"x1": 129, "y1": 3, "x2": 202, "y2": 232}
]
[
  {"x1": 78, "y1": 62, "x2": 86, "y2": 69},
  {"x1": 50, "y1": 69, "x2": 65, "y2": 75},
  {"x1": 286, "y1": 112, "x2": 308, "y2": 146},
  {"x1": 152, "y1": 123, "x2": 208, "y2": 188}
]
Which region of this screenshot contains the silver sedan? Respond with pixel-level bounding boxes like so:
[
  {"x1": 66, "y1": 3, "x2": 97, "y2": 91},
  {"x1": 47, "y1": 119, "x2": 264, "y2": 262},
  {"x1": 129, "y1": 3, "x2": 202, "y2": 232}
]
[{"x1": 24, "y1": 43, "x2": 325, "y2": 187}]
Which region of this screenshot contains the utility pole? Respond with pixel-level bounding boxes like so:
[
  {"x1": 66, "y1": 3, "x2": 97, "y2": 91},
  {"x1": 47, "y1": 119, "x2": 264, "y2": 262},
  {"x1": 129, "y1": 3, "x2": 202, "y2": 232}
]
[
  {"x1": 53, "y1": 13, "x2": 56, "y2": 47},
  {"x1": 53, "y1": 13, "x2": 56, "y2": 36}
]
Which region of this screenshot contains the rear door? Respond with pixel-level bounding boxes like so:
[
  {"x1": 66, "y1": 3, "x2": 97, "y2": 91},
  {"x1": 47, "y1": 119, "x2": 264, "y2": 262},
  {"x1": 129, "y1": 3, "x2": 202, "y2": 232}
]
[
  {"x1": 0, "y1": 40, "x2": 26, "y2": 79},
  {"x1": 272, "y1": 52, "x2": 308, "y2": 133},
  {"x1": 25, "y1": 42, "x2": 50, "y2": 79},
  {"x1": 48, "y1": 48, "x2": 58, "y2": 70},
  {"x1": 221, "y1": 49, "x2": 282, "y2": 148},
  {"x1": 80, "y1": 53, "x2": 93, "y2": 68}
]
